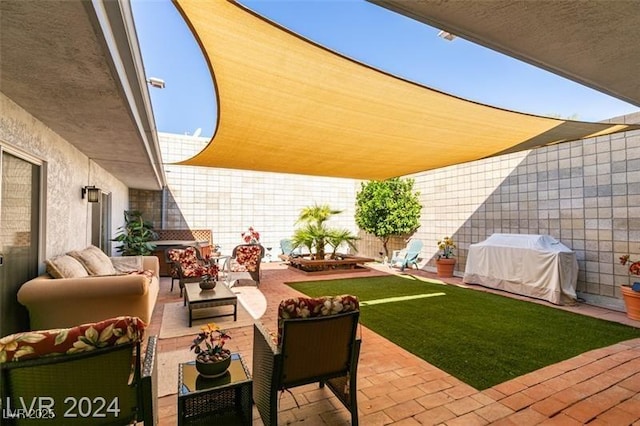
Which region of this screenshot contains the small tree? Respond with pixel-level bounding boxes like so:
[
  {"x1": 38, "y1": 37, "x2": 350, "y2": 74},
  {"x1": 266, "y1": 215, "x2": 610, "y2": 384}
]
[{"x1": 355, "y1": 178, "x2": 421, "y2": 258}]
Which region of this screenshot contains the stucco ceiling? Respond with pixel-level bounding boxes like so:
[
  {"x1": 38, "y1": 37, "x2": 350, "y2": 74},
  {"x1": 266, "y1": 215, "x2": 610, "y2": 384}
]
[
  {"x1": 0, "y1": 0, "x2": 164, "y2": 190},
  {"x1": 368, "y1": 0, "x2": 640, "y2": 109}
]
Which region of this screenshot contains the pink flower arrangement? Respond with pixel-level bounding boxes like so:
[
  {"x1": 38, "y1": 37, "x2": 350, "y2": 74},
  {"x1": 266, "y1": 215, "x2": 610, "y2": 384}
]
[
  {"x1": 242, "y1": 226, "x2": 260, "y2": 244},
  {"x1": 620, "y1": 254, "x2": 640, "y2": 276}
]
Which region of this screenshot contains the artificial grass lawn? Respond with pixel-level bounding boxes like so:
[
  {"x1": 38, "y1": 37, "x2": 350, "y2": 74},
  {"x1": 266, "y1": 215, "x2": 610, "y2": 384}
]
[{"x1": 288, "y1": 275, "x2": 640, "y2": 390}]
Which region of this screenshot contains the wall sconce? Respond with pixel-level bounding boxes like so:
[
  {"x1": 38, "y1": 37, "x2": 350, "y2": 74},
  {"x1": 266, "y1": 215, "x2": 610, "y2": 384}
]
[{"x1": 82, "y1": 186, "x2": 101, "y2": 203}]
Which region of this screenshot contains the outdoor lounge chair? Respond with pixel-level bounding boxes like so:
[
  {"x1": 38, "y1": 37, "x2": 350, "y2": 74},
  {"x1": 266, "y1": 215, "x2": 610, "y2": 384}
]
[
  {"x1": 390, "y1": 238, "x2": 423, "y2": 271},
  {"x1": 229, "y1": 243, "x2": 265, "y2": 287},
  {"x1": 278, "y1": 238, "x2": 295, "y2": 261},
  {"x1": 0, "y1": 316, "x2": 157, "y2": 425},
  {"x1": 252, "y1": 295, "x2": 361, "y2": 426}
]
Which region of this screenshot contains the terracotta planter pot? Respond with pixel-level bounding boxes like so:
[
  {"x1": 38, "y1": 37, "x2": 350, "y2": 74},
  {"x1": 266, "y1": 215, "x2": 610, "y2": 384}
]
[
  {"x1": 621, "y1": 285, "x2": 640, "y2": 320},
  {"x1": 436, "y1": 258, "x2": 456, "y2": 278}
]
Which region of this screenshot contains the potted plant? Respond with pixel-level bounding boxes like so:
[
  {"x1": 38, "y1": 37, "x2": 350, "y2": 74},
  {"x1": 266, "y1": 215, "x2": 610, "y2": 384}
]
[
  {"x1": 190, "y1": 323, "x2": 232, "y2": 377},
  {"x1": 436, "y1": 236, "x2": 456, "y2": 278},
  {"x1": 112, "y1": 210, "x2": 158, "y2": 256},
  {"x1": 619, "y1": 254, "x2": 640, "y2": 320}
]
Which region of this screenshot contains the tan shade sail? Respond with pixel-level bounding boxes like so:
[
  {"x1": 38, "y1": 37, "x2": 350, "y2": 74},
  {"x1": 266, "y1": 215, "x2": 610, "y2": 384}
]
[{"x1": 174, "y1": 0, "x2": 639, "y2": 180}]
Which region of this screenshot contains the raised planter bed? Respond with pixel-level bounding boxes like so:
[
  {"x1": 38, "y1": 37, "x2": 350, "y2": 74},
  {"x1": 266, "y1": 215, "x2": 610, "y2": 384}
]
[{"x1": 288, "y1": 255, "x2": 375, "y2": 275}]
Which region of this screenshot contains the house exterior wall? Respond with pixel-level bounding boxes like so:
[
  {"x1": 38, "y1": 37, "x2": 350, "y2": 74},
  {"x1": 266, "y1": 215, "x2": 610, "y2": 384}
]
[
  {"x1": 150, "y1": 132, "x2": 361, "y2": 257},
  {"x1": 0, "y1": 93, "x2": 129, "y2": 266}
]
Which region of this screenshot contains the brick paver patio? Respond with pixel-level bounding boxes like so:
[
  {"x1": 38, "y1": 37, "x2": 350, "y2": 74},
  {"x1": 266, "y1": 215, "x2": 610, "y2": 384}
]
[{"x1": 147, "y1": 262, "x2": 640, "y2": 425}]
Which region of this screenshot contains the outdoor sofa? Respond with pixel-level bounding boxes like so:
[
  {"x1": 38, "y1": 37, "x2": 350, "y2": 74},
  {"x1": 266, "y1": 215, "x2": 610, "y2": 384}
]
[{"x1": 17, "y1": 246, "x2": 159, "y2": 330}]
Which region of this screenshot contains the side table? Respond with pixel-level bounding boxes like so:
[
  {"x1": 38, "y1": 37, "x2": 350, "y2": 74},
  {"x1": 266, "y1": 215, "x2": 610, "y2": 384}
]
[{"x1": 178, "y1": 353, "x2": 253, "y2": 425}]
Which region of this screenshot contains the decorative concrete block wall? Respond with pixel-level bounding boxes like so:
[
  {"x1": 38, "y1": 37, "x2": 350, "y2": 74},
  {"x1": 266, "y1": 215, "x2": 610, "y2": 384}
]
[
  {"x1": 412, "y1": 112, "x2": 640, "y2": 311},
  {"x1": 153, "y1": 132, "x2": 361, "y2": 258}
]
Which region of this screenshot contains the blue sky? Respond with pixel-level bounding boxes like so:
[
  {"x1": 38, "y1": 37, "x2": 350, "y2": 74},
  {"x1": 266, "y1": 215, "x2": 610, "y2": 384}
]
[{"x1": 131, "y1": 0, "x2": 639, "y2": 138}]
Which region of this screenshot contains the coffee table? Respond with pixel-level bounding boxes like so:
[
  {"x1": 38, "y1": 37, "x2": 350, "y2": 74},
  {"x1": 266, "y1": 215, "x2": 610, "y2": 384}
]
[
  {"x1": 178, "y1": 353, "x2": 252, "y2": 425},
  {"x1": 183, "y1": 282, "x2": 237, "y2": 327}
]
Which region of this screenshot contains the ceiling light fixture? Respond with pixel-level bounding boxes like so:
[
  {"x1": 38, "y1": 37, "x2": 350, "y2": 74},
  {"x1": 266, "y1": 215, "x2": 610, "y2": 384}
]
[
  {"x1": 146, "y1": 77, "x2": 166, "y2": 89},
  {"x1": 437, "y1": 30, "x2": 456, "y2": 41}
]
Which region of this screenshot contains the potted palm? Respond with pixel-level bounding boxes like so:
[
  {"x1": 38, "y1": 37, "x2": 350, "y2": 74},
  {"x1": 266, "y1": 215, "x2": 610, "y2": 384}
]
[
  {"x1": 291, "y1": 204, "x2": 358, "y2": 261},
  {"x1": 619, "y1": 254, "x2": 640, "y2": 320},
  {"x1": 289, "y1": 204, "x2": 362, "y2": 274},
  {"x1": 435, "y1": 236, "x2": 456, "y2": 278}
]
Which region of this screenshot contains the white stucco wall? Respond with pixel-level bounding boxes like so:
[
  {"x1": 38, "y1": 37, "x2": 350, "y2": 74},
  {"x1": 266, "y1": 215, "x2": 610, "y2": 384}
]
[{"x1": 0, "y1": 93, "x2": 129, "y2": 267}]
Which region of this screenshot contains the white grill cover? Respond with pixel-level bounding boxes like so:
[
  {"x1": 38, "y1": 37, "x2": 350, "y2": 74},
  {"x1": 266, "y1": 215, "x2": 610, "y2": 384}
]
[{"x1": 463, "y1": 234, "x2": 578, "y2": 305}]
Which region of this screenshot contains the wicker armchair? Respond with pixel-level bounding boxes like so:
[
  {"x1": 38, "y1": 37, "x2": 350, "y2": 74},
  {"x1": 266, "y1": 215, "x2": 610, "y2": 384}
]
[
  {"x1": 252, "y1": 295, "x2": 361, "y2": 426},
  {"x1": 229, "y1": 243, "x2": 265, "y2": 286},
  {"x1": 167, "y1": 246, "x2": 217, "y2": 296},
  {"x1": 164, "y1": 244, "x2": 188, "y2": 292},
  {"x1": 0, "y1": 316, "x2": 157, "y2": 425}
]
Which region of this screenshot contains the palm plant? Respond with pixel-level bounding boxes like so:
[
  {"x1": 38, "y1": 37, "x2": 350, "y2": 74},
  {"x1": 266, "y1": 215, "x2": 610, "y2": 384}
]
[
  {"x1": 291, "y1": 224, "x2": 323, "y2": 259},
  {"x1": 297, "y1": 204, "x2": 342, "y2": 226},
  {"x1": 326, "y1": 229, "x2": 359, "y2": 258},
  {"x1": 292, "y1": 204, "x2": 358, "y2": 260}
]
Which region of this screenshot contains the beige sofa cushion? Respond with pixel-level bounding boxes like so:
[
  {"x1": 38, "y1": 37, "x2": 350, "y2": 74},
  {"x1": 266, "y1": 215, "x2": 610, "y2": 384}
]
[
  {"x1": 45, "y1": 255, "x2": 89, "y2": 279},
  {"x1": 69, "y1": 245, "x2": 116, "y2": 276}
]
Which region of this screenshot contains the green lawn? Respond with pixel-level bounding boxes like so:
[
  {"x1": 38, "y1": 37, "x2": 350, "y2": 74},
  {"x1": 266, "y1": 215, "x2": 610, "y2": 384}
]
[{"x1": 288, "y1": 275, "x2": 640, "y2": 390}]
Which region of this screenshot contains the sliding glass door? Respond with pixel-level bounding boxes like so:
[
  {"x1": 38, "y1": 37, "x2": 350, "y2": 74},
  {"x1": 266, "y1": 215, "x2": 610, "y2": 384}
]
[{"x1": 0, "y1": 149, "x2": 41, "y2": 335}]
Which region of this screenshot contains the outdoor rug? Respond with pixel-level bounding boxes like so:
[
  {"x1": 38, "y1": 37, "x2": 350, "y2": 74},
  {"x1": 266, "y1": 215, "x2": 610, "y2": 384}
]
[
  {"x1": 157, "y1": 286, "x2": 266, "y2": 397},
  {"x1": 288, "y1": 274, "x2": 640, "y2": 390},
  {"x1": 159, "y1": 286, "x2": 266, "y2": 339},
  {"x1": 158, "y1": 348, "x2": 193, "y2": 397}
]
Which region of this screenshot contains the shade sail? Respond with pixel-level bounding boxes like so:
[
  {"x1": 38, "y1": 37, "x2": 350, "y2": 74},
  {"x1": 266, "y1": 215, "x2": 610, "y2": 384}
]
[{"x1": 174, "y1": 0, "x2": 640, "y2": 180}]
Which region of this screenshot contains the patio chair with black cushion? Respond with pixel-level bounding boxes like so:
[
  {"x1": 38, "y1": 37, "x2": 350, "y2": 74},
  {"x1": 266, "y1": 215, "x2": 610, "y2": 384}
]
[
  {"x1": 229, "y1": 243, "x2": 265, "y2": 287},
  {"x1": 390, "y1": 238, "x2": 423, "y2": 271},
  {"x1": 0, "y1": 316, "x2": 157, "y2": 425},
  {"x1": 252, "y1": 295, "x2": 361, "y2": 426},
  {"x1": 167, "y1": 246, "x2": 218, "y2": 296}
]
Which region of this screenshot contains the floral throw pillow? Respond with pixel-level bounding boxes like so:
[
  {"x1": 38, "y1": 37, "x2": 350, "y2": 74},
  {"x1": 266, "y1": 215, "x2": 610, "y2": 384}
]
[
  {"x1": 0, "y1": 316, "x2": 146, "y2": 363},
  {"x1": 277, "y1": 295, "x2": 359, "y2": 343},
  {"x1": 126, "y1": 269, "x2": 155, "y2": 281}
]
